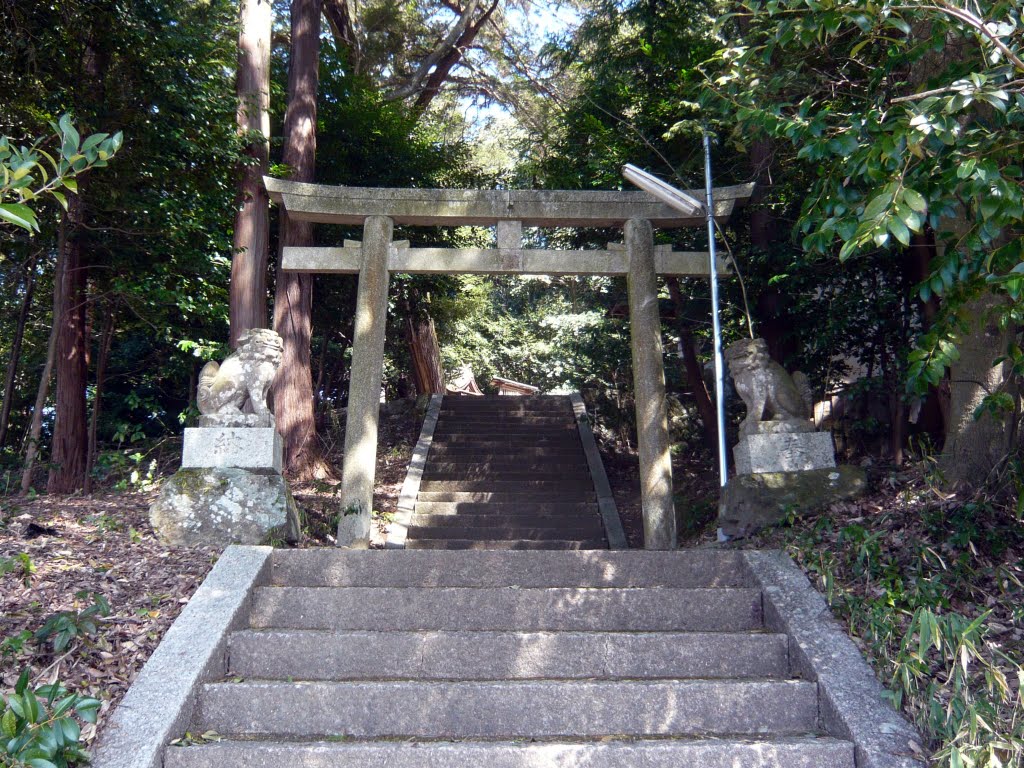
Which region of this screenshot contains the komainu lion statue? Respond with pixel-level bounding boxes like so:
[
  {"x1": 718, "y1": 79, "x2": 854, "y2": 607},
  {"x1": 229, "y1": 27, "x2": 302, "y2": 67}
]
[
  {"x1": 724, "y1": 338, "x2": 814, "y2": 437},
  {"x1": 197, "y1": 329, "x2": 284, "y2": 428}
]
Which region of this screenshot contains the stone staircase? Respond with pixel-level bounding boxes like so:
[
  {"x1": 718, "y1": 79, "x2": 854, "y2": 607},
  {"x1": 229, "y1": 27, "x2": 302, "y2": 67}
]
[
  {"x1": 163, "y1": 549, "x2": 857, "y2": 768},
  {"x1": 407, "y1": 395, "x2": 610, "y2": 550}
]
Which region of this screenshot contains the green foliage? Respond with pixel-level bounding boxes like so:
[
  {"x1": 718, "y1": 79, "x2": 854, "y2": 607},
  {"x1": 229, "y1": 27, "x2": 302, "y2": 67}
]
[
  {"x1": 34, "y1": 593, "x2": 110, "y2": 654},
  {"x1": 0, "y1": 114, "x2": 121, "y2": 234},
  {"x1": 0, "y1": 554, "x2": 35, "y2": 588},
  {"x1": 788, "y1": 483, "x2": 1024, "y2": 768},
  {"x1": 706, "y1": 0, "x2": 1024, "y2": 393},
  {"x1": 0, "y1": 669, "x2": 99, "y2": 768}
]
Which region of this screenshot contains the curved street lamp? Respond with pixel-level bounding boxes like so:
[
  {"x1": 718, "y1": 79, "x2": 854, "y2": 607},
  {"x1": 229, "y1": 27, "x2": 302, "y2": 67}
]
[{"x1": 622, "y1": 137, "x2": 729, "y2": 493}]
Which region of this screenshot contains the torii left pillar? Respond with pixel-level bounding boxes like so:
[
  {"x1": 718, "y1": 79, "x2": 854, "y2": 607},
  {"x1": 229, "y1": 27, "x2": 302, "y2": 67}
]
[{"x1": 337, "y1": 215, "x2": 393, "y2": 546}]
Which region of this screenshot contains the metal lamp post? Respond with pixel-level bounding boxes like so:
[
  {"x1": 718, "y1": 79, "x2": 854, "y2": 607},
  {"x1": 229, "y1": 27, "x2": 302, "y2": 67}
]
[{"x1": 622, "y1": 135, "x2": 729, "y2": 491}]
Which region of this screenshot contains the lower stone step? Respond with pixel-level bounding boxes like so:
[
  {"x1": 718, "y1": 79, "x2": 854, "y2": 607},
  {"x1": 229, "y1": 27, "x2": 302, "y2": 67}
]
[
  {"x1": 267, "y1": 550, "x2": 753, "y2": 588},
  {"x1": 408, "y1": 538, "x2": 608, "y2": 550},
  {"x1": 193, "y1": 679, "x2": 819, "y2": 739},
  {"x1": 227, "y1": 629, "x2": 790, "y2": 681},
  {"x1": 164, "y1": 737, "x2": 857, "y2": 768},
  {"x1": 249, "y1": 586, "x2": 763, "y2": 631}
]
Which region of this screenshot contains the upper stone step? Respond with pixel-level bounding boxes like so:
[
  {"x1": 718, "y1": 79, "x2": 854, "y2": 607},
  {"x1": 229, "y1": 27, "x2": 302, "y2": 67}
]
[
  {"x1": 194, "y1": 679, "x2": 819, "y2": 739},
  {"x1": 412, "y1": 501, "x2": 600, "y2": 517},
  {"x1": 409, "y1": 512, "x2": 603, "y2": 528},
  {"x1": 429, "y1": 435, "x2": 583, "y2": 447},
  {"x1": 268, "y1": 550, "x2": 752, "y2": 588},
  {"x1": 249, "y1": 586, "x2": 763, "y2": 632},
  {"x1": 164, "y1": 737, "x2": 857, "y2": 768},
  {"x1": 406, "y1": 524, "x2": 606, "y2": 541},
  {"x1": 407, "y1": 538, "x2": 608, "y2": 550},
  {"x1": 419, "y1": 479, "x2": 594, "y2": 493},
  {"x1": 427, "y1": 446, "x2": 584, "y2": 459},
  {"x1": 227, "y1": 629, "x2": 790, "y2": 681},
  {"x1": 436, "y1": 415, "x2": 573, "y2": 428},
  {"x1": 420, "y1": 469, "x2": 592, "y2": 482},
  {"x1": 416, "y1": 491, "x2": 597, "y2": 503}
]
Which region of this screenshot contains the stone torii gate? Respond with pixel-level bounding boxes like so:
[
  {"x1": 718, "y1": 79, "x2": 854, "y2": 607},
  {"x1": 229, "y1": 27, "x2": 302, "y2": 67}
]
[{"x1": 265, "y1": 177, "x2": 754, "y2": 550}]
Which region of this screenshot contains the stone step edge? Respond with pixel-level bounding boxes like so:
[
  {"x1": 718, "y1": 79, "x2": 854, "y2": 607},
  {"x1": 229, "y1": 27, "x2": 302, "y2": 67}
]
[
  {"x1": 163, "y1": 737, "x2": 857, "y2": 768},
  {"x1": 193, "y1": 679, "x2": 820, "y2": 739}
]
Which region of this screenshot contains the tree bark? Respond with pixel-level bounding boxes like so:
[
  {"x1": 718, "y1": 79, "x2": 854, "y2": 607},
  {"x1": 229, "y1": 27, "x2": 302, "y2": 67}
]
[
  {"x1": 272, "y1": 0, "x2": 331, "y2": 478},
  {"x1": 406, "y1": 315, "x2": 445, "y2": 394},
  {"x1": 84, "y1": 307, "x2": 115, "y2": 494},
  {"x1": 47, "y1": 189, "x2": 90, "y2": 494},
  {"x1": 411, "y1": 0, "x2": 500, "y2": 114},
  {"x1": 0, "y1": 253, "x2": 37, "y2": 451},
  {"x1": 229, "y1": 0, "x2": 273, "y2": 348},
  {"x1": 21, "y1": 229, "x2": 65, "y2": 494},
  {"x1": 940, "y1": 294, "x2": 1018, "y2": 487}
]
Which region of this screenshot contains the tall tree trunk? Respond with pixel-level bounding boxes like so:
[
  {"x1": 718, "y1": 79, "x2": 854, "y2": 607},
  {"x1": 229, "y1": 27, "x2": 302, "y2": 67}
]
[
  {"x1": 272, "y1": 0, "x2": 329, "y2": 478},
  {"x1": 21, "y1": 226, "x2": 66, "y2": 494},
  {"x1": 0, "y1": 253, "x2": 37, "y2": 450},
  {"x1": 229, "y1": 0, "x2": 273, "y2": 348},
  {"x1": 48, "y1": 189, "x2": 90, "y2": 494},
  {"x1": 748, "y1": 139, "x2": 797, "y2": 364},
  {"x1": 666, "y1": 277, "x2": 718, "y2": 453},
  {"x1": 84, "y1": 307, "x2": 115, "y2": 494},
  {"x1": 940, "y1": 294, "x2": 1018, "y2": 487}
]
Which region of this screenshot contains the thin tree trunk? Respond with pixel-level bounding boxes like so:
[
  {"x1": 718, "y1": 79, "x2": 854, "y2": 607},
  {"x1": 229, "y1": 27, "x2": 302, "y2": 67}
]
[
  {"x1": 0, "y1": 253, "x2": 37, "y2": 450},
  {"x1": 84, "y1": 308, "x2": 115, "y2": 494},
  {"x1": 940, "y1": 294, "x2": 1018, "y2": 487},
  {"x1": 666, "y1": 277, "x2": 718, "y2": 453},
  {"x1": 229, "y1": 0, "x2": 273, "y2": 348},
  {"x1": 48, "y1": 188, "x2": 90, "y2": 494},
  {"x1": 21, "y1": 226, "x2": 66, "y2": 494},
  {"x1": 406, "y1": 315, "x2": 445, "y2": 394},
  {"x1": 272, "y1": 0, "x2": 331, "y2": 478}
]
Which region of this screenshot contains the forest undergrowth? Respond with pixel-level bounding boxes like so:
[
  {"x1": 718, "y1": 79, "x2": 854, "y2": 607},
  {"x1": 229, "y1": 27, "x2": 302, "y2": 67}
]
[{"x1": 728, "y1": 456, "x2": 1024, "y2": 768}]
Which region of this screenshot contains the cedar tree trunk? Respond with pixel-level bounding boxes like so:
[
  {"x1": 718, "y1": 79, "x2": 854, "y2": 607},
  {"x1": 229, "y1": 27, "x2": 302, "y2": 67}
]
[
  {"x1": 272, "y1": 0, "x2": 330, "y2": 477},
  {"x1": 229, "y1": 0, "x2": 273, "y2": 348},
  {"x1": 47, "y1": 189, "x2": 89, "y2": 493}
]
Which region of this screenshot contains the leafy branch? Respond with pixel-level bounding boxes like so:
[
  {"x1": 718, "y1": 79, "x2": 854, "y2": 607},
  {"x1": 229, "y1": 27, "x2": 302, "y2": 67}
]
[{"x1": 0, "y1": 114, "x2": 123, "y2": 233}]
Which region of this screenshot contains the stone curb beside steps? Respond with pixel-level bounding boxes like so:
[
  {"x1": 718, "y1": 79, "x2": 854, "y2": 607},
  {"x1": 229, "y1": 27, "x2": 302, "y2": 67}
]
[{"x1": 742, "y1": 550, "x2": 924, "y2": 768}]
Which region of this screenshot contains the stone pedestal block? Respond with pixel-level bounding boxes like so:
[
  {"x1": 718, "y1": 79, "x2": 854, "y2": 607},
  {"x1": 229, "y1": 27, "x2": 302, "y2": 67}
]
[
  {"x1": 719, "y1": 466, "x2": 867, "y2": 539},
  {"x1": 734, "y1": 432, "x2": 835, "y2": 475},
  {"x1": 181, "y1": 427, "x2": 283, "y2": 474},
  {"x1": 150, "y1": 468, "x2": 300, "y2": 547}
]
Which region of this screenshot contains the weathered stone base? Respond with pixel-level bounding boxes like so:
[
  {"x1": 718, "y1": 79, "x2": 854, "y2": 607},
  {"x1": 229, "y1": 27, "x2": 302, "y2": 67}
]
[
  {"x1": 182, "y1": 427, "x2": 283, "y2": 474},
  {"x1": 719, "y1": 466, "x2": 867, "y2": 539},
  {"x1": 734, "y1": 432, "x2": 836, "y2": 475},
  {"x1": 150, "y1": 468, "x2": 300, "y2": 547}
]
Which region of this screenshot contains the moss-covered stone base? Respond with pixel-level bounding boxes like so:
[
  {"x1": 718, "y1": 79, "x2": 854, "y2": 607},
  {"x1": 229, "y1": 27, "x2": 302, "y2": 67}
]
[
  {"x1": 149, "y1": 468, "x2": 300, "y2": 547},
  {"x1": 719, "y1": 465, "x2": 867, "y2": 539}
]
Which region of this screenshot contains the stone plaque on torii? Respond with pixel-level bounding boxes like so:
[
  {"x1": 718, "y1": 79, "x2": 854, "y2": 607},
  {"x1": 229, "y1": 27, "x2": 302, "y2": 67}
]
[{"x1": 265, "y1": 177, "x2": 754, "y2": 549}]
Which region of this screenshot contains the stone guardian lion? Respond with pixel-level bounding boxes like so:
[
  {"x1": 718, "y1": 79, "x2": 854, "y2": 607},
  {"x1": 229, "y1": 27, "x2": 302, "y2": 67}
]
[
  {"x1": 197, "y1": 329, "x2": 284, "y2": 428},
  {"x1": 724, "y1": 338, "x2": 814, "y2": 436}
]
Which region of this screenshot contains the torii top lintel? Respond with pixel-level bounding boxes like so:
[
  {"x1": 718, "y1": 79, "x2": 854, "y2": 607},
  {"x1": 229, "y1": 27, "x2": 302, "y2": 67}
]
[{"x1": 264, "y1": 177, "x2": 755, "y2": 228}]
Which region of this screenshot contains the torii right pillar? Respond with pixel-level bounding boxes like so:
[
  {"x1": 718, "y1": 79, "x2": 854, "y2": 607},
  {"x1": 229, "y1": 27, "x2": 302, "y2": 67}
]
[{"x1": 626, "y1": 218, "x2": 676, "y2": 549}]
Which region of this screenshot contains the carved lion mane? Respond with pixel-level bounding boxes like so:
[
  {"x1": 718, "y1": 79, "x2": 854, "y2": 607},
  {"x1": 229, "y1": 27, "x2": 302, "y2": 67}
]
[
  {"x1": 197, "y1": 329, "x2": 284, "y2": 428},
  {"x1": 724, "y1": 338, "x2": 814, "y2": 437}
]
